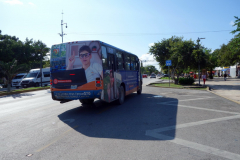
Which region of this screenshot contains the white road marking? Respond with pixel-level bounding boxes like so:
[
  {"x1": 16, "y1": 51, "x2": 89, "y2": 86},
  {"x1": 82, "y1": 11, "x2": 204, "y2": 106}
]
[
  {"x1": 146, "y1": 131, "x2": 240, "y2": 160},
  {"x1": 164, "y1": 103, "x2": 240, "y2": 115},
  {"x1": 158, "y1": 97, "x2": 214, "y2": 104},
  {"x1": 148, "y1": 115, "x2": 240, "y2": 133}
]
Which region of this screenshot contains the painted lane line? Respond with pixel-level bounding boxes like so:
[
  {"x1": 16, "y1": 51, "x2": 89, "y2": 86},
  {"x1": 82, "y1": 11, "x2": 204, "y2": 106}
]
[
  {"x1": 148, "y1": 115, "x2": 240, "y2": 133},
  {"x1": 36, "y1": 125, "x2": 78, "y2": 152},
  {"x1": 164, "y1": 103, "x2": 240, "y2": 115},
  {"x1": 146, "y1": 131, "x2": 240, "y2": 160},
  {"x1": 158, "y1": 97, "x2": 214, "y2": 104}
]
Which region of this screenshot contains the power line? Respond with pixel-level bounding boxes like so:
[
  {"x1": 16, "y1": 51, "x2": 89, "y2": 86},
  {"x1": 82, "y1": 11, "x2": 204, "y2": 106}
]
[{"x1": 66, "y1": 30, "x2": 232, "y2": 36}]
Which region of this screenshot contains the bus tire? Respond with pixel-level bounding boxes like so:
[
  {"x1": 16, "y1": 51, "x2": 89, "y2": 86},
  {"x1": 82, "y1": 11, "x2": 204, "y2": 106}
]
[
  {"x1": 137, "y1": 83, "x2": 142, "y2": 95},
  {"x1": 35, "y1": 83, "x2": 39, "y2": 87},
  {"x1": 118, "y1": 85, "x2": 125, "y2": 105}
]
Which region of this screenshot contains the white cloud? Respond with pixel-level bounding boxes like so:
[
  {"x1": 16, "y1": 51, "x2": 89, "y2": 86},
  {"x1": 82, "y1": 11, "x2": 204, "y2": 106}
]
[
  {"x1": 4, "y1": 0, "x2": 23, "y2": 5},
  {"x1": 28, "y1": 2, "x2": 35, "y2": 6},
  {"x1": 230, "y1": 20, "x2": 234, "y2": 26},
  {"x1": 139, "y1": 53, "x2": 160, "y2": 70},
  {"x1": 148, "y1": 43, "x2": 154, "y2": 47}
]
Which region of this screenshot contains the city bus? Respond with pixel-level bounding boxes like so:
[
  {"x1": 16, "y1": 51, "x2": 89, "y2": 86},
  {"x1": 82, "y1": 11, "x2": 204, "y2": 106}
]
[{"x1": 50, "y1": 40, "x2": 142, "y2": 105}]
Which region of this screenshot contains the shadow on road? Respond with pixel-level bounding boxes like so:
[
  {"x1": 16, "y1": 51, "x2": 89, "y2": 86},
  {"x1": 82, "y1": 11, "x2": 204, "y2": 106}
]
[
  {"x1": 208, "y1": 85, "x2": 240, "y2": 91},
  {"x1": 58, "y1": 93, "x2": 178, "y2": 141},
  {"x1": 0, "y1": 93, "x2": 35, "y2": 99}
]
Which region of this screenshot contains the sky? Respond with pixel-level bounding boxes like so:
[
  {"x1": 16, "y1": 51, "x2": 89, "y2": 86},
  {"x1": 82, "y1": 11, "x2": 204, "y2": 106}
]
[{"x1": 0, "y1": 0, "x2": 239, "y2": 70}]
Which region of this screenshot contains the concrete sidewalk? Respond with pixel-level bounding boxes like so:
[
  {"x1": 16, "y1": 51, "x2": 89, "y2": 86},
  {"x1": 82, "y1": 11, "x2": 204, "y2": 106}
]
[{"x1": 200, "y1": 77, "x2": 240, "y2": 104}]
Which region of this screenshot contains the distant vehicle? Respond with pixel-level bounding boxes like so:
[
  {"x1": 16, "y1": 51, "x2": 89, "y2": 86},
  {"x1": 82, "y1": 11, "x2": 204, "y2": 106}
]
[
  {"x1": 150, "y1": 74, "x2": 156, "y2": 78},
  {"x1": 142, "y1": 74, "x2": 148, "y2": 78},
  {"x1": 163, "y1": 74, "x2": 169, "y2": 77},
  {"x1": 0, "y1": 84, "x2": 2, "y2": 88},
  {"x1": 12, "y1": 73, "x2": 27, "y2": 88},
  {"x1": 21, "y1": 68, "x2": 50, "y2": 88}
]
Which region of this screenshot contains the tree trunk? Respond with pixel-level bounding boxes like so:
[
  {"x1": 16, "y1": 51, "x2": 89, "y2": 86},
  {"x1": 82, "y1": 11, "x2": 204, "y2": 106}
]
[
  {"x1": 7, "y1": 76, "x2": 12, "y2": 92},
  {"x1": 175, "y1": 74, "x2": 179, "y2": 84},
  {"x1": 7, "y1": 83, "x2": 11, "y2": 92},
  {"x1": 209, "y1": 68, "x2": 213, "y2": 79}
]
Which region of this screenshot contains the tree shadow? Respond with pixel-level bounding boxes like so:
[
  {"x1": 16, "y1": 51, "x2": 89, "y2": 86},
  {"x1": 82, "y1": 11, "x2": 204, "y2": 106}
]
[
  {"x1": 0, "y1": 93, "x2": 35, "y2": 99},
  {"x1": 208, "y1": 85, "x2": 240, "y2": 91},
  {"x1": 58, "y1": 93, "x2": 178, "y2": 140}
]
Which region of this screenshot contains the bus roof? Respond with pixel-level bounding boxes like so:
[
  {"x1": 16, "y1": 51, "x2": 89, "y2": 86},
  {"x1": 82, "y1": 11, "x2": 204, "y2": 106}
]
[{"x1": 52, "y1": 40, "x2": 137, "y2": 57}]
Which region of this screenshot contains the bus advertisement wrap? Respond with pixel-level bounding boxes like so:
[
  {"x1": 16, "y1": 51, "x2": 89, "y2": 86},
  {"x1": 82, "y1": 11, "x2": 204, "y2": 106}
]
[{"x1": 50, "y1": 41, "x2": 103, "y2": 100}]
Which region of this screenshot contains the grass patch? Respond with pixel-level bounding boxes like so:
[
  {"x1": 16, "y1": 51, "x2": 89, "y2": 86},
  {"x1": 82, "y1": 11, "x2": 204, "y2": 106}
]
[
  {"x1": 0, "y1": 86, "x2": 50, "y2": 95},
  {"x1": 12, "y1": 86, "x2": 50, "y2": 92},
  {"x1": 154, "y1": 83, "x2": 184, "y2": 88},
  {"x1": 160, "y1": 77, "x2": 172, "y2": 80}
]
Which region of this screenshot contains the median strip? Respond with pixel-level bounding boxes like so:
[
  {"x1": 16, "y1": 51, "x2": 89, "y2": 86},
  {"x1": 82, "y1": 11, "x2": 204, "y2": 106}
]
[{"x1": 0, "y1": 86, "x2": 50, "y2": 96}]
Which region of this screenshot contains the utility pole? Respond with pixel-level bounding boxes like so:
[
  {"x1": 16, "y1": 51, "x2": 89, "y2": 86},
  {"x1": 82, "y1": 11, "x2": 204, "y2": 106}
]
[
  {"x1": 197, "y1": 37, "x2": 205, "y2": 86},
  {"x1": 59, "y1": 11, "x2": 67, "y2": 43}
]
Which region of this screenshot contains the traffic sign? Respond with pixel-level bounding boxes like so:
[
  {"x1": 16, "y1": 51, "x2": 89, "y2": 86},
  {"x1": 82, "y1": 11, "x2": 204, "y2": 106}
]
[{"x1": 166, "y1": 60, "x2": 172, "y2": 66}]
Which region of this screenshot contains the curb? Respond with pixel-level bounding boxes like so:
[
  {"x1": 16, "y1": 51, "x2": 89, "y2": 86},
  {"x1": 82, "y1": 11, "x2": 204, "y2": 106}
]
[
  {"x1": 0, "y1": 87, "x2": 50, "y2": 97},
  {"x1": 146, "y1": 84, "x2": 207, "y2": 91},
  {"x1": 207, "y1": 87, "x2": 240, "y2": 105}
]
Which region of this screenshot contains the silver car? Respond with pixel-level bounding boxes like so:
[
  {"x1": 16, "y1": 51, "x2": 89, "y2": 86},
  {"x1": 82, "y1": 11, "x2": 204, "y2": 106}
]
[{"x1": 150, "y1": 74, "x2": 156, "y2": 78}]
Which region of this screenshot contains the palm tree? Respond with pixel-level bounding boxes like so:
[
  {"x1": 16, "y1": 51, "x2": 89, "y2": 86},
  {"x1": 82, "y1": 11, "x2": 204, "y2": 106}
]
[{"x1": 0, "y1": 59, "x2": 28, "y2": 92}]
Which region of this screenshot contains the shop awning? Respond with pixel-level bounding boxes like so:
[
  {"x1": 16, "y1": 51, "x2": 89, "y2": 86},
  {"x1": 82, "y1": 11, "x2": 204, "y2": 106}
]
[{"x1": 222, "y1": 69, "x2": 228, "y2": 71}]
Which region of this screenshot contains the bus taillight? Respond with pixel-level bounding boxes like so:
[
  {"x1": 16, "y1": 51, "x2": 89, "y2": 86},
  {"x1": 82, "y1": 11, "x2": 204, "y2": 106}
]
[{"x1": 95, "y1": 78, "x2": 101, "y2": 87}]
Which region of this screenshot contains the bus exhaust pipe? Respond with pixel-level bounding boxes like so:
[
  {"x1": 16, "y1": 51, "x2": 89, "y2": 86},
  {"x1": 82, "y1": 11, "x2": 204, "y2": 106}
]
[{"x1": 60, "y1": 100, "x2": 72, "y2": 104}]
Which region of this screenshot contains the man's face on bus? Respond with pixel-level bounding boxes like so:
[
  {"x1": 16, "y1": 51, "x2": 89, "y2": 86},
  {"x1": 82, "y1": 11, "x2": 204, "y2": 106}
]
[{"x1": 79, "y1": 50, "x2": 92, "y2": 65}]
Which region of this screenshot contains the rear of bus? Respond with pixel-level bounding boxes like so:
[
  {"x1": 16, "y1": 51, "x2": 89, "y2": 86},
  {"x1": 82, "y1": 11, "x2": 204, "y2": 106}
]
[{"x1": 50, "y1": 41, "x2": 103, "y2": 104}]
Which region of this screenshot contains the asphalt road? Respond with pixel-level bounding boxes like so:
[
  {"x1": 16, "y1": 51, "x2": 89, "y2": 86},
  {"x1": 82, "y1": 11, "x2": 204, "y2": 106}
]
[{"x1": 1, "y1": 79, "x2": 240, "y2": 160}]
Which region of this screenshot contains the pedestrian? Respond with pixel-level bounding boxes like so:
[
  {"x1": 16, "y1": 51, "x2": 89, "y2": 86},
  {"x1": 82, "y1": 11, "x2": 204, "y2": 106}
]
[
  {"x1": 224, "y1": 73, "x2": 227, "y2": 81},
  {"x1": 202, "y1": 74, "x2": 206, "y2": 85}
]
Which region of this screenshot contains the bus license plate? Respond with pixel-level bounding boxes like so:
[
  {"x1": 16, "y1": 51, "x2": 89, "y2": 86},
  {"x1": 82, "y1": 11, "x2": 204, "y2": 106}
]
[{"x1": 71, "y1": 85, "x2": 77, "y2": 89}]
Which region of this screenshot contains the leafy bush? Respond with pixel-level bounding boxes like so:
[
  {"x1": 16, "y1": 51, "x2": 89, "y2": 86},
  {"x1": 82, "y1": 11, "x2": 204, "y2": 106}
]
[{"x1": 179, "y1": 77, "x2": 195, "y2": 85}]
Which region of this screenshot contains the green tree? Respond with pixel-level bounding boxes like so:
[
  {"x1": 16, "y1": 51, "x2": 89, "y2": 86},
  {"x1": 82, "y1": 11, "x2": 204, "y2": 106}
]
[
  {"x1": 204, "y1": 49, "x2": 218, "y2": 79},
  {"x1": 0, "y1": 31, "x2": 50, "y2": 68},
  {"x1": 0, "y1": 59, "x2": 28, "y2": 92},
  {"x1": 141, "y1": 65, "x2": 158, "y2": 75},
  {"x1": 149, "y1": 36, "x2": 197, "y2": 84},
  {"x1": 217, "y1": 16, "x2": 240, "y2": 67}
]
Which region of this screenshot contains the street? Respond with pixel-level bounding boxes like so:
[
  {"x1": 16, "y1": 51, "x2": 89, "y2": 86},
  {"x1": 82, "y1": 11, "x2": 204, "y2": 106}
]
[{"x1": 1, "y1": 78, "x2": 240, "y2": 160}]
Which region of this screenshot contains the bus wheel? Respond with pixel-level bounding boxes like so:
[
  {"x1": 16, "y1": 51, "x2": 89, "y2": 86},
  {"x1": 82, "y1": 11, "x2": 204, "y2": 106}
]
[
  {"x1": 118, "y1": 86, "x2": 125, "y2": 105},
  {"x1": 137, "y1": 83, "x2": 142, "y2": 95},
  {"x1": 35, "y1": 83, "x2": 39, "y2": 87}
]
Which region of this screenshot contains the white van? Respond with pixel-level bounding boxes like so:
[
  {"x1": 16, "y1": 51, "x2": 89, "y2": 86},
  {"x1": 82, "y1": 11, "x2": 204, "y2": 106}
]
[
  {"x1": 12, "y1": 73, "x2": 27, "y2": 88},
  {"x1": 21, "y1": 68, "x2": 50, "y2": 88}
]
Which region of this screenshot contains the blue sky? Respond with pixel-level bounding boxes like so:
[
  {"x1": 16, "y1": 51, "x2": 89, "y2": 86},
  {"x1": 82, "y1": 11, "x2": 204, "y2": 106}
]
[{"x1": 0, "y1": 0, "x2": 239, "y2": 70}]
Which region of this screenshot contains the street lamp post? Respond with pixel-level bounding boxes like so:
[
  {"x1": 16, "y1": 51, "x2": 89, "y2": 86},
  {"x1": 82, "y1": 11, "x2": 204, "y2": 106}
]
[
  {"x1": 197, "y1": 37, "x2": 205, "y2": 86},
  {"x1": 59, "y1": 11, "x2": 67, "y2": 43}
]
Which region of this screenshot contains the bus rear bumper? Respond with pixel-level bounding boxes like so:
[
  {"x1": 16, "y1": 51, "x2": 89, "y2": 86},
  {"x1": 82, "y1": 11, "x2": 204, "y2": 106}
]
[{"x1": 51, "y1": 90, "x2": 102, "y2": 100}]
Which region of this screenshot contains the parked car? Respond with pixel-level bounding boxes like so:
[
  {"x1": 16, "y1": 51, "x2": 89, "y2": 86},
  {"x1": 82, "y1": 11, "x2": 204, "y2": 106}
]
[
  {"x1": 163, "y1": 74, "x2": 169, "y2": 77},
  {"x1": 12, "y1": 73, "x2": 27, "y2": 88},
  {"x1": 142, "y1": 74, "x2": 148, "y2": 78},
  {"x1": 150, "y1": 74, "x2": 156, "y2": 78},
  {"x1": 21, "y1": 68, "x2": 50, "y2": 88}
]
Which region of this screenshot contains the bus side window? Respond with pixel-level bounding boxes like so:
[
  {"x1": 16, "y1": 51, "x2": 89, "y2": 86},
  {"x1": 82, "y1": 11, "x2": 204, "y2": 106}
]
[
  {"x1": 125, "y1": 54, "x2": 131, "y2": 70},
  {"x1": 116, "y1": 51, "x2": 123, "y2": 70},
  {"x1": 131, "y1": 56, "x2": 136, "y2": 70},
  {"x1": 101, "y1": 46, "x2": 108, "y2": 70},
  {"x1": 122, "y1": 53, "x2": 125, "y2": 70}
]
